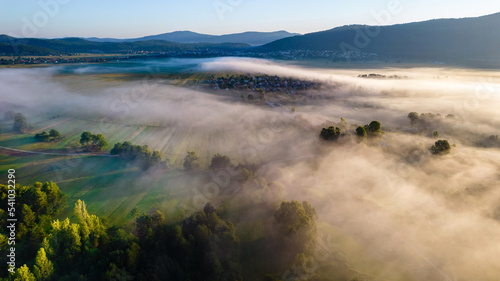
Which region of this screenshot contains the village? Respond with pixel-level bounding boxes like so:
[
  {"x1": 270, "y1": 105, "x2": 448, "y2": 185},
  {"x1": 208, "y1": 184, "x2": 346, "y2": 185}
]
[{"x1": 205, "y1": 74, "x2": 321, "y2": 94}]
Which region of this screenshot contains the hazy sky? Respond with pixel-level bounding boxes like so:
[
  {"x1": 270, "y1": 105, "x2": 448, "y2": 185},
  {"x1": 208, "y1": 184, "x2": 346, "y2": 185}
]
[{"x1": 1, "y1": 0, "x2": 499, "y2": 38}]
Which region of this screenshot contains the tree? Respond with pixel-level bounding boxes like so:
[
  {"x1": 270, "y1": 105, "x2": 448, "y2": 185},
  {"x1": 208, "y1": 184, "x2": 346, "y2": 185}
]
[
  {"x1": 35, "y1": 131, "x2": 51, "y2": 142},
  {"x1": 274, "y1": 200, "x2": 317, "y2": 255},
  {"x1": 320, "y1": 126, "x2": 342, "y2": 141},
  {"x1": 80, "y1": 132, "x2": 107, "y2": 151},
  {"x1": 209, "y1": 154, "x2": 231, "y2": 170},
  {"x1": 33, "y1": 248, "x2": 54, "y2": 281},
  {"x1": 430, "y1": 140, "x2": 451, "y2": 155},
  {"x1": 4, "y1": 110, "x2": 15, "y2": 121},
  {"x1": 433, "y1": 131, "x2": 439, "y2": 138},
  {"x1": 366, "y1": 121, "x2": 381, "y2": 136},
  {"x1": 91, "y1": 134, "x2": 108, "y2": 151},
  {"x1": 79, "y1": 131, "x2": 93, "y2": 146},
  {"x1": 49, "y1": 129, "x2": 61, "y2": 140},
  {"x1": 13, "y1": 113, "x2": 30, "y2": 133},
  {"x1": 407, "y1": 112, "x2": 419, "y2": 126},
  {"x1": 184, "y1": 151, "x2": 199, "y2": 171},
  {"x1": 15, "y1": 265, "x2": 36, "y2": 281},
  {"x1": 356, "y1": 126, "x2": 367, "y2": 139}
]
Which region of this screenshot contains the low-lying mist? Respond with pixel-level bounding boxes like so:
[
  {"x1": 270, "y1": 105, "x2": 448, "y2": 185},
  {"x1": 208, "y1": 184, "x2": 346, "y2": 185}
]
[{"x1": 1, "y1": 57, "x2": 500, "y2": 280}]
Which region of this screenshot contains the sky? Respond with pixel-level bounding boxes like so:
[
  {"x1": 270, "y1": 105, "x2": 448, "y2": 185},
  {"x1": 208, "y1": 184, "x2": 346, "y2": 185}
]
[{"x1": 0, "y1": 0, "x2": 499, "y2": 38}]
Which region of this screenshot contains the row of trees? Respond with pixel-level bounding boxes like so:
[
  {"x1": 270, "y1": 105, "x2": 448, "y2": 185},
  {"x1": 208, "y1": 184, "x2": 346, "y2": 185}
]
[
  {"x1": 320, "y1": 120, "x2": 382, "y2": 141},
  {"x1": 183, "y1": 151, "x2": 235, "y2": 171},
  {"x1": 110, "y1": 141, "x2": 164, "y2": 170},
  {"x1": 1, "y1": 180, "x2": 318, "y2": 281},
  {"x1": 34, "y1": 129, "x2": 61, "y2": 142},
  {"x1": 407, "y1": 112, "x2": 456, "y2": 128}
]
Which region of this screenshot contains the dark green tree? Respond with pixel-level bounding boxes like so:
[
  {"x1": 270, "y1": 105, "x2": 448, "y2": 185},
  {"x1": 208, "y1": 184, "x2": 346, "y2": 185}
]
[
  {"x1": 430, "y1": 140, "x2": 451, "y2": 155},
  {"x1": 320, "y1": 126, "x2": 342, "y2": 141},
  {"x1": 356, "y1": 126, "x2": 367, "y2": 138},
  {"x1": 49, "y1": 129, "x2": 61, "y2": 140},
  {"x1": 365, "y1": 121, "x2": 382, "y2": 136},
  {"x1": 79, "y1": 131, "x2": 93, "y2": 146},
  {"x1": 184, "y1": 151, "x2": 199, "y2": 170},
  {"x1": 407, "y1": 112, "x2": 420, "y2": 126},
  {"x1": 209, "y1": 154, "x2": 231, "y2": 170},
  {"x1": 274, "y1": 200, "x2": 317, "y2": 255},
  {"x1": 34, "y1": 131, "x2": 51, "y2": 142}
]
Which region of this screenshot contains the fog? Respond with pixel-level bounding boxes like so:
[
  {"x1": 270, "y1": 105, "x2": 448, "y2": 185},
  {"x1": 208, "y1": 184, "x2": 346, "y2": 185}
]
[{"x1": 1, "y1": 58, "x2": 500, "y2": 280}]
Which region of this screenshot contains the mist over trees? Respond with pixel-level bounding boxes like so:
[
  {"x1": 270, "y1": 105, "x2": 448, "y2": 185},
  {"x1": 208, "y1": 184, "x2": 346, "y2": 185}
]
[
  {"x1": 111, "y1": 141, "x2": 165, "y2": 170},
  {"x1": 12, "y1": 113, "x2": 32, "y2": 133},
  {"x1": 184, "y1": 151, "x2": 200, "y2": 171},
  {"x1": 0, "y1": 180, "x2": 320, "y2": 281}
]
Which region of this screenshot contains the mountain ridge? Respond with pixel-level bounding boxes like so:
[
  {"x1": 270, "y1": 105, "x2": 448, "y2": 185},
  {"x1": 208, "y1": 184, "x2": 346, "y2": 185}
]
[{"x1": 84, "y1": 30, "x2": 301, "y2": 46}]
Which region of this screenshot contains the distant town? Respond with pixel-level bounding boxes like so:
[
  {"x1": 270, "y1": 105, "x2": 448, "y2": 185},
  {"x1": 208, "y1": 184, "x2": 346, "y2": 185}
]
[{"x1": 206, "y1": 74, "x2": 321, "y2": 94}]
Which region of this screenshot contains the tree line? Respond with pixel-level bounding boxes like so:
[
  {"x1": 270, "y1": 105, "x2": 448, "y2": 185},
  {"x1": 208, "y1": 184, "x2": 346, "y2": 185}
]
[{"x1": 0, "y1": 182, "x2": 318, "y2": 281}]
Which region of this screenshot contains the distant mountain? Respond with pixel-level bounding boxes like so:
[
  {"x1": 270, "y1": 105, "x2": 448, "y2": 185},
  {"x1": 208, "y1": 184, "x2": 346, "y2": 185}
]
[
  {"x1": 261, "y1": 12, "x2": 500, "y2": 62},
  {"x1": 86, "y1": 31, "x2": 301, "y2": 46},
  {"x1": 0, "y1": 36, "x2": 249, "y2": 56}
]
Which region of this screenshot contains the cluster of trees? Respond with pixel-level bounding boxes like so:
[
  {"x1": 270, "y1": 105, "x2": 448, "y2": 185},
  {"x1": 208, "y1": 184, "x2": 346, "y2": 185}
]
[
  {"x1": 320, "y1": 119, "x2": 382, "y2": 141},
  {"x1": 320, "y1": 126, "x2": 343, "y2": 141},
  {"x1": 183, "y1": 152, "x2": 233, "y2": 171},
  {"x1": 407, "y1": 112, "x2": 456, "y2": 128},
  {"x1": 110, "y1": 141, "x2": 164, "y2": 170},
  {"x1": 79, "y1": 132, "x2": 108, "y2": 152},
  {"x1": 34, "y1": 129, "x2": 61, "y2": 142},
  {"x1": 0, "y1": 182, "x2": 66, "y2": 280},
  {"x1": 430, "y1": 139, "x2": 452, "y2": 155},
  {"x1": 209, "y1": 154, "x2": 232, "y2": 170},
  {"x1": 0, "y1": 178, "x2": 321, "y2": 281}
]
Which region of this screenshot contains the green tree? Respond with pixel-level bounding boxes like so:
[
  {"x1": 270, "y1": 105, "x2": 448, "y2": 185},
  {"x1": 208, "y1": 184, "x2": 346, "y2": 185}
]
[
  {"x1": 184, "y1": 151, "x2": 199, "y2": 170},
  {"x1": 367, "y1": 121, "x2": 381, "y2": 136},
  {"x1": 49, "y1": 129, "x2": 61, "y2": 140},
  {"x1": 13, "y1": 113, "x2": 30, "y2": 133},
  {"x1": 79, "y1": 131, "x2": 93, "y2": 146},
  {"x1": 320, "y1": 126, "x2": 342, "y2": 141},
  {"x1": 356, "y1": 126, "x2": 367, "y2": 138},
  {"x1": 433, "y1": 131, "x2": 439, "y2": 138},
  {"x1": 430, "y1": 140, "x2": 451, "y2": 155},
  {"x1": 209, "y1": 154, "x2": 231, "y2": 170},
  {"x1": 91, "y1": 133, "x2": 108, "y2": 151},
  {"x1": 33, "y1": 248, "x2": 54, "y2": 281},
  {"x1": 15, "y1": 265, "x2": 36, "y2": 281},
  {"x1": 80, "y1": 132, "x2": 107, "y2": 151},
  {"x1": 274, "y1": 200, "x2": 317, "y2": 254},
  {"x1": 407, "y1": 112, "x2": 420, "y2": 126},
  {"x1": 35, "y1": 131, "x2": 51, "y2": 142}
]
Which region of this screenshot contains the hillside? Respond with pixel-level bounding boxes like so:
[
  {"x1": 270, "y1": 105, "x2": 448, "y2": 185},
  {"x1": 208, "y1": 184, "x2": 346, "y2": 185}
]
[
  {"x1": 261, "y1": 12, "x2": 500, "y2": 62},
  {"x1": 0, "y1": 35, "x2": 249, "y2": 56}
]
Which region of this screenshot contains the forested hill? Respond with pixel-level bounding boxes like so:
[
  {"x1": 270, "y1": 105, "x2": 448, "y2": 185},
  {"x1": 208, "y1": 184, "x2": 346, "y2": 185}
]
[
  {"x1": 87, "y1": 30, "x2": 301, "y2": 46},
  {"x1": 260, "y1": 12, "x2": 500, "y2": 62},
  {"x1": 0, "y1": 35, "x2": 249, "y2": 56}
]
